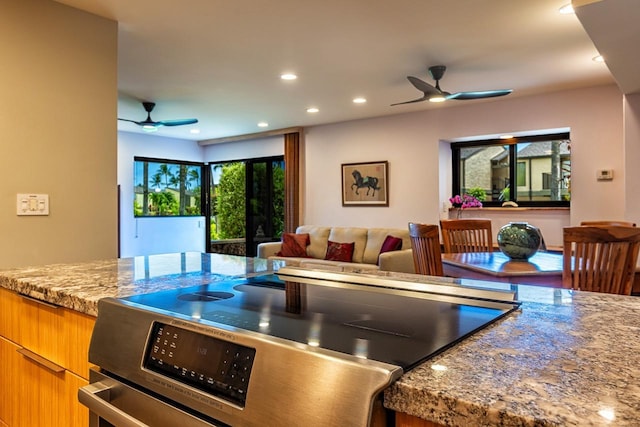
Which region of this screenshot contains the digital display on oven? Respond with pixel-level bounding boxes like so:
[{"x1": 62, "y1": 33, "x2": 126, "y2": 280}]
[{"x1": 143, "y1": 322, "x2": 255, "y2": 407}]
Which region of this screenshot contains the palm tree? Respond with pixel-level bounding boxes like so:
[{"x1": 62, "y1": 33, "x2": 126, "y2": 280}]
[
  {"x1": 187, "y1": 168, "x2": 199, "y2": 190},
  {"x1": 150, "y1": 173, "x2": 162, "y2": 190},
  {"x1": 158, "y1": 164, "x2": 173, "y2": 188}
]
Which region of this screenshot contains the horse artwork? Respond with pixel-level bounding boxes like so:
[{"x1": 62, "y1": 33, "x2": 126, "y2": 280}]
[
  {"x1": 351, "y1": 170, "x2": 380, "y2": 197},
  {"x1": 341, "y1": 161, "x2": 389, "y2": 206}
]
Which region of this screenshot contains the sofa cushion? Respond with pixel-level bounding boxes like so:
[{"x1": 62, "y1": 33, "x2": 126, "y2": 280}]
[
  {"x1": 379, "y1": 235, "x2": 403, "y2": 255},
  {"x1": 296, "y1": 226, "x2": 331, "y2": 259},
  {"x1": 276, "y1": 233, "x2": 310, "y2": 257},
  {"x1": 324, "y1": 240, "x2": 355, "y2": 262},
  {"x1": 328, "y1": 227, "x2": 368, "y2": 263}
]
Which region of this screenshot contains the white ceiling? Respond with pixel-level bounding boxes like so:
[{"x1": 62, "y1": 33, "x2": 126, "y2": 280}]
[{"x1": 52, "y1": 0, "x2": 626, "y2": 142}]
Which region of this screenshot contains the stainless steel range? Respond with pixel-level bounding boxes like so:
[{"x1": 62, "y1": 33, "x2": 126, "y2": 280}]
[{"x1": 79, "y1": 267, "x2": 520, "y2": 427}]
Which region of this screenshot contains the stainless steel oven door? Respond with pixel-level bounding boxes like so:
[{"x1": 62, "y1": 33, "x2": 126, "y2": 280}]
[{"x1": 79, "y1": 368, "x2": 223, "y2": 427}]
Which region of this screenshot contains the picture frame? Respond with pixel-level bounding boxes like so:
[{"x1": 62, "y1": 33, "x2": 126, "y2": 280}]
[{"x1": 341, "y1": 161, "x2": 389, "y2": 206}]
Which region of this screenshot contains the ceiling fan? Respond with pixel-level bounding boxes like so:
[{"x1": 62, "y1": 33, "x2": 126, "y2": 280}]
[
  {"x1": 391, "y1": 65, "x2": 512, "y2": 106},
  {"x1": 118, "y1": 101, "x2": 198, "y2": 132}
]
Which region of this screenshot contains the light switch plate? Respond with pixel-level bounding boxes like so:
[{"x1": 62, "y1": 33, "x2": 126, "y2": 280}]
[{"x1": 17, "y1": 194, "x2": 49, "y2": 216}]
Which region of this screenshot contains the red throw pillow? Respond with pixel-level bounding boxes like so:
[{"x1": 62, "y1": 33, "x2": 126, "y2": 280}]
[
  {"x1": 324, "y1": 240, "x2": 355, "y2": 262},
  {"x1": 379, "y1": 235, "x2": 403, "y2": 256},
  {"x1": 276, "y1": 233, "x2": 310, "y2": 257}
]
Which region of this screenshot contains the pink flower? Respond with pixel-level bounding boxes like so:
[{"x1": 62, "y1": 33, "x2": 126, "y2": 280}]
[{"x1": 450, "y1": 194, "x2": 482, "y2": 209}]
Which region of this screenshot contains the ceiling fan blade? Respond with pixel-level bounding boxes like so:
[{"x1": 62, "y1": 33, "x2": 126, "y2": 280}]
[
  {"x1": 406, "y1": 76, "x2": 441, "y2": 96},
  {"x1": 157, "y1": 118, "x2": 199, "y2": 127},
  {"x1": 390, "y1": 95, "x2": 429, "y2": 106},
  {"x1": 448, "y1": 89, "x2": 513, "y2": 100},
  {"x1": 118, "y1": 118, "x2": 144, "y2": 125}
]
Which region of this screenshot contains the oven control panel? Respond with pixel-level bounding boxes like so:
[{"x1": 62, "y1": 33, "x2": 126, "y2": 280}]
[{"x1": 143, "y1": 322, "x2": 255, "y2": 406}]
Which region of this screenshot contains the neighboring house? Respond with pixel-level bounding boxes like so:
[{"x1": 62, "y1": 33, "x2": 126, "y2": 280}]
[
  {"x1": 461, "y1": 141, "x2": 570, "y2": 202},
  {"x1": 515, "y1": 141, "x2": 570, "y2": 201},
  {"x1": 461, "y1": 146, "x2": 506, "y2": 194}
]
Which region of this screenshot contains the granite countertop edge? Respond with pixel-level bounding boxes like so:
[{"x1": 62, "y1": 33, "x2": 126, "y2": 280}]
[{"x1": 1, "y1": 256, "x2": 639, "y2": 426}]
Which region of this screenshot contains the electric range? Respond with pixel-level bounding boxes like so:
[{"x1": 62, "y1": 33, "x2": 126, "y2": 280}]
[{"x1": 80, "y1": 267, "x2": 520, "y2": 427}]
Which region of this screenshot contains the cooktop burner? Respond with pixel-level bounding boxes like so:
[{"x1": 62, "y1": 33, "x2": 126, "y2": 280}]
[{"x1": 122, "y1": 271, "x2": 520, "y2": 370}]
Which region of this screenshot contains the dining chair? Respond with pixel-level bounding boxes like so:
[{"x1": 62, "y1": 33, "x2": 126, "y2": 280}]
[
  {"x1": 562, "y1": 226, "x2": 640, "y2": 295},
  {"x1": 439, "y1": 219, "x2": 493, "y2": 253},
  {"x1": 580, "y1": 220, "x2": 637, "y2": 227},
  {"x1": 408, "y1": 222, "x2": 444, "y2": 276}
]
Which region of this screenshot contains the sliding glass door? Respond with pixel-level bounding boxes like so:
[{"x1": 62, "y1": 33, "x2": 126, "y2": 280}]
[{"x1": 209, "y1": 156, "x2": 284, "y2": 257}]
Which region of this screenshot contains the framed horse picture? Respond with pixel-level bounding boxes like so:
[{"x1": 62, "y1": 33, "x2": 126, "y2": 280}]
[{"x1": 341, "y1": 161, "x2": 389, "y2": 206}]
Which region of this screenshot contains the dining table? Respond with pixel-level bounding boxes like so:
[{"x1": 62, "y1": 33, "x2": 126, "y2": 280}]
[{"x1": 441, "y1": 250, "x2": 564, "y2": 287}]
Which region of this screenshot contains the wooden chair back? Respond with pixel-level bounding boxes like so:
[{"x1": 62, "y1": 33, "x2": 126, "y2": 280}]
[
  {"x1": 580, "y1": 220, "x2": 637, "y2": 227},
  {"x1": 562, "y1": 226, "x2": 640, "y2": 295},
  {"x1": 439, "y1": 219, "x2": 493, "y2": 253},
  {"x1": 408, "y1": 222, "x2": 443, "y2": 276}
]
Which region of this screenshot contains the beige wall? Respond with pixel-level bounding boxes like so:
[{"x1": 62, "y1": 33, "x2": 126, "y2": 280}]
[
  {"x1": 0, "y1": 0, "x2": 118, "y2": 268},
  {"x1": 302, "y1": 84, "x2": 626, "y2": 247}
]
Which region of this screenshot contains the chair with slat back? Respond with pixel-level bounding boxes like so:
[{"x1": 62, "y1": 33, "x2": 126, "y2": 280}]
[
  {"x1": 562, "y1": 226, "x2": 640, "y2": 295},
  {"x1": 439, "y1": 219, "x2": 493, "y2": 253},
  {"x1": 408, "y1": 223, "x2": 443, "y2": 276},
  {"x1": 580, "y1": 220, "x2": 637, "y2": 227}
]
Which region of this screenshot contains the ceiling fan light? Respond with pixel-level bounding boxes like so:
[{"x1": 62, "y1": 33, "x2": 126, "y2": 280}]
[
  {"x1": 428, "y1": 95, "x2": 446, "y2": 103},
  {"x1": 142, "y1": 124, "x2": 158, "y2": 132}
]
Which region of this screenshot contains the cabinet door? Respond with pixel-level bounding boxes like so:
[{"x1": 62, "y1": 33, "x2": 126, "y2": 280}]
[
  {"x1": 1, "y1": 336, "x2": 89, "y2": 427},
  {"x1": 0, "y1": 287, "x2": 95, "y2": 379},
  {"x1": 0, "y1": 337, "x2": 19, "y2": 427}
]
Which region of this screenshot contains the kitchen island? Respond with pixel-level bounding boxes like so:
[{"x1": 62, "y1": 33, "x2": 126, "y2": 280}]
[{"x1": 1, "y1": 252, "x2": 639, "y2": 426}]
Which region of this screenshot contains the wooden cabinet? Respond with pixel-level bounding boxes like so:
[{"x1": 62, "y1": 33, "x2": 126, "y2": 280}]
[
  {"x1": 0, "y1": 287, "x2": 95, "y2": 426},
  {"x1": 396, "y1": 412, "x2": 443, "y2": 426}
]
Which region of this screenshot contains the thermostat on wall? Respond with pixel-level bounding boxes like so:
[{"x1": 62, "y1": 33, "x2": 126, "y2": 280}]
[{"x1": 597, "y1": 169, "x2": 614, "y2": 181}]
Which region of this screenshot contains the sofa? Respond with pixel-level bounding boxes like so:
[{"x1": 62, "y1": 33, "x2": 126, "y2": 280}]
[{"x1": 257, "y1": 225, "x2": 415, "y2": 273}]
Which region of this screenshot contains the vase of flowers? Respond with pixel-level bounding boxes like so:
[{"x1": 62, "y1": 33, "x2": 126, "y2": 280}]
[{"x1": 449, "y1": 194, "x2": 483, "y2": 218}]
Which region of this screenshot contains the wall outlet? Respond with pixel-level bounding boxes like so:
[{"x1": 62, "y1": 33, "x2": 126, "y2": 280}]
[{"x1": 17, "y1": 194, "x2": 49, "y2": 216}]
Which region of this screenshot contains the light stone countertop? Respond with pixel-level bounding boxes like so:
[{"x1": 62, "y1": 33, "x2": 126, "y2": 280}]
[
  {"x1": 1, "y1": 254, "x2": 638, "y2": 426},
  {"x1": 0, "y1": 252, "x2": 283, "y2": 316}
]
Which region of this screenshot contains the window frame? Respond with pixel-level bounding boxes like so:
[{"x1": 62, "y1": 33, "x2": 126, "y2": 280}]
[
  {"x1": 133, "y1": 156, "x2": 206, "y2": 217},
  {"x1": 451, "y1": 132, "x2": 570, "y2": 208}
]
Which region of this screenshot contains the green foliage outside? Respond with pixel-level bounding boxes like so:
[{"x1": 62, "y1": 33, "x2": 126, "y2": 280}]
[
  {"x1": 149, "y1": 191, "x2": 178, "y2": 215},
  {"x1": 499, "y1": 186, "x2": 510, "y2": 202},
  {"x1": 212, "y1": 160, "x2": 285, "y2": 241},
  {"x1": 134, "y1": 161, "x2": 201, "y2": 217},
  {"x1": 216, "y1": 163, "x2": 246, "y2": 239},
  {"x1": 272, "y1": 164, "x2": 285, "y2": 238},
  {"x1": 466, "y1": 187, "x2": 487, "y2": 202}
]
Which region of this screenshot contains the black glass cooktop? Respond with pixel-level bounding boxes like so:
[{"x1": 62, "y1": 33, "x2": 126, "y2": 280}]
[{"x1": 122, "y1": 274, "x2": 519, "y2": 370}]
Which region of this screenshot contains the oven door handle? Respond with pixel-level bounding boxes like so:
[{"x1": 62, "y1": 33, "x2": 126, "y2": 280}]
[{"x1": 78, "y1": 380, "x2": 150, "y2": 427}]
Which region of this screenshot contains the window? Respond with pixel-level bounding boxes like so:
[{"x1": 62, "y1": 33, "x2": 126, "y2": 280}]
[
  {"x1": 452, "y1": 132, "x2": 570, "y2": 207},
  {"x1": 134, "y1": 158, "x2": 204, "y2": 217}
]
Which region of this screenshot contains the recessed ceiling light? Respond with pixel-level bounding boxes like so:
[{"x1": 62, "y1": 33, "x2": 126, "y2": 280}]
[
  {"x1": 592, "y1": 55, "x2": 604, "y2": 63},
  {"x1": 190, "y1": 129, "x2": 201, "y2": 134},
  {"x1": 500, "y1": 134, "x2": 514, "y2": 139},
  {"x1": 306, "y1": 107, "x2": 319, "y2": 113},
  {"x1": 353, "y1": 97, "x2": 367, "y2": 104},
  {"x1": 558, "y1": 4, "x2": 574, "y2": 14},
  {"x1": 258, "y1": 122, "x2": 269, "y2": 128},
  {"x1": 280, "y1": 73, "x2": 297, "y2": 80}
]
